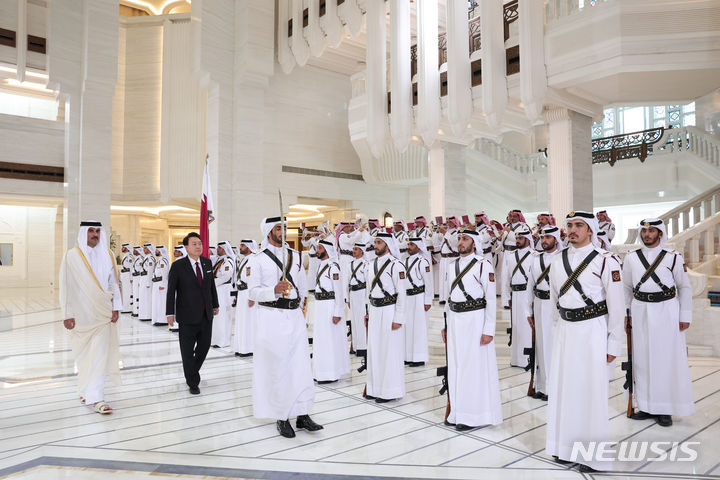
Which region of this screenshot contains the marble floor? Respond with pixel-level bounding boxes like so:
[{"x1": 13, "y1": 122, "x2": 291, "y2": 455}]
[{"x1": 0, "y1": 287, "x2": 719, "y2": 480}]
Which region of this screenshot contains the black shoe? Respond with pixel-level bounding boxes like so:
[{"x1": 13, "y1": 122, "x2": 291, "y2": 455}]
[
  {"x1": 276, "y1": 419, "x2": 296, "y2": 438},
  {"x1": 375, "y1": 397, "x2": 391, "y2": 404},
  {"x1": 140, "y1": 318, "x2": 151, "y2": 321},
  {"x1": 532, "y1": 391, "x2": 543, "y2": 399},
  {"x1": 455, "y1": 424, "x2": 475, "y2": 432},
  {"x1": 444, "y1": 419, "x2": 456, "y2": 427},
  {"x1": 410, "y1": 362, "x2": 425, "y2": 367},
  {"x1": 317, "y1": 380, "x2": 338, "y2": 384},
  {"x1": 630, "y1": 410, "x2": 654, "y2": 420},
  {"x1": 439, "y1": 301, "x2": 446, "y2": 305},
  {"x1": 235, "y1": 352, "x2": 253, "y2": 357},
  {"x1": 296, "y1": 414, "x2": 324, "y2": 432},
  {"x1": 656, "y1": 415, "x2": 673, "y2": 427},
  {"x1": 404, "y1": 361, "x2": 411, "y2": 366},
  {"x1": 153, "y1": 323, "x2": 168, "y2": 326},
  {"x1": 363, "y1": 393, "x2": 375, "y2": 400},
  {"x1": 349, "y1": 349, "x2": 355, "y2": 355},
  {"x1": 355, "y1": 349, "x2": 366, "y2": 357},
  {"x1": 576, "y1": 464, "x2": 599, "y2": 473},
  {"x1": 188, "y1": 386, "x2": 200, "y2": 395},
  {"x1": 553, "y1": 456, "x2": 572, "y2": 465},
  {"x1": 211, "y1": 345, "x2": 220, "y2": 348},
  {"x1": 503, "y1": 306, "x2": 510, "y2": 310},
  {"x1": 540, "y1": 394, "x2": 548, "y2": 401}
]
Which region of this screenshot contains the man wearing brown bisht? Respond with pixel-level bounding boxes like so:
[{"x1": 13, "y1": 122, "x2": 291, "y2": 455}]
[{"x1": 59, "y1": 221, "x2": 123, "y2": 415}]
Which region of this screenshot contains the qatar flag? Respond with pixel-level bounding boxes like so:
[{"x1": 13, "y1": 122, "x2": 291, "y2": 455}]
[{"x1": 200, "y1": 159, "x2": 215, "y2": 258}]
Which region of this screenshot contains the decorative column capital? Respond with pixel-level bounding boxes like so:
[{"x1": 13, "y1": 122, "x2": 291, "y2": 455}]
[{"x1": 544, "y1": 107, "x2": 571, "y2": 123}]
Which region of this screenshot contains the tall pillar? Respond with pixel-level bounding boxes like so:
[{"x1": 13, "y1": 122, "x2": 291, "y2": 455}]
[
  {"x1": 48, "y1": 0, "x2": 118, "y2": 247},
  {"x1": 545, "y1": 107, "x2": 593, "y2": 219},
  {"x1": 428, "y1": 142, "x2": 445, "y2": 219}
]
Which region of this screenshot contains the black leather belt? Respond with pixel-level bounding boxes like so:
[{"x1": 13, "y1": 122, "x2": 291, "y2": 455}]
[
  {"x1": 483, "y1": 248, "x2": 492, "y2": 254},
  {"x1": 558, "y1": 300, "x2": 608, "y2": 321},
  {"x1": 534, "y1": 288, "x2": 550, "y2": 300},
  {"x1": 350, "y1": 282, "x2": 366, "y2": 291},
  {"x1": 140, "y1": 272, "x2": 148, "y2": 276},
  {"x1": 152, "y1": 276, "x2": 162, "y2": 282},
  {"x1": 121, "y1": 268, "x2": 130, "y2": 273},
  {"x1": 314, "y1": 291, "x2": 336, "y2": 301},
  {"x1": 259, "y1": 298, "x2": 300, "y2": 310},
  {"x1": 634, "y1": 287, "x2": 676, "y2": 303},
  {"x1": 132, "y1": 272, "x2": 140, "y2": 276},
  {"x1": 406, "y1": 286, "x2": 425, "y2": 296},
  {"x1": 448, "y1": 298, "x2": 487, "y2": 312},
  {"x1": 369, "y1": 294, "x2": 398, "y2": 307},
  {"x1": 510, "y1": 284, "x2": 527, "y2": 291},
  {"x1": 441, "y1": 253, "x2": 459, "y2": 258}
]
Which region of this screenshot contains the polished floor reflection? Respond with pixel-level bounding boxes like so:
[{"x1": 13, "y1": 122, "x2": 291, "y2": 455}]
[{"x1": 0, "y1": 287, "x2": 719, "y2": 480}]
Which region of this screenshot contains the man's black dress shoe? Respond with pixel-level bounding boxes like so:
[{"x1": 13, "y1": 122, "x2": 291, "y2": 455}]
[
  {"x1": 455, "y1": 424, "x2": 474, "y2": 432},
  {"x1": 553, "y1": 456, "x2": 572, "y2": 465},
  {"x1": 630, "y1": 410, "x2": 654, "y2": 420},
  {"x1": 277, "y1": 420, "x2": 295, "y2": 438},
  {"x1": 656, "y1": 415, "x2": 673, "y2": 427},
  {"x1": 375, "y1": 397, "x2": 391, "y2": 404},
  {"x1": 540, "y1": 394, "x2": 548, "y2": 401},
  {"x1": 317, "y1": 380, "x2": 338, "y2": 384},
  {"x1": 235, "y1": 352, "x2": 252, "y2": 357},
  {"x1": 296, "y1": 415, "x2": 324, "y2": 431},
  {"x1": 576, "y1": 464, "x2": 598, "y2": 473},
  {"x1": 189, "y1": 386, "x2": 200, "y2": 395},
  {"x1": 404, "y1": 361, "x2": 411, "y2": 366},
  {"x1": 211, "y1": 345, "x2": 220, "y2": 348},
  {"x1": 532, "y1": 391, "x2": 543, "y2": 399},
  {"x1": 444, "y1": 419, "x2": 456, "y2": 427}
]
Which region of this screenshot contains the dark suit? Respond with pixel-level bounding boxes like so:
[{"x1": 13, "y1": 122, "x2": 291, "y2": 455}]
[{"x1": 166, "y1": 255, "x2": 219, "y2": 388}]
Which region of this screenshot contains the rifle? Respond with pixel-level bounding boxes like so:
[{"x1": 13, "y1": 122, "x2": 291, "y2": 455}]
[
  {"x1": 436, "y1": 312, "x2": 451, "y2": 423},
  {"x1": 524, "y1": 316, "x2": 536, "y2": 397},
  {"x1": 507, "y1": 299, "x2": 512, "y2": 347},
  {"x1": 347, "y1": 318, "x2": 354, "y2": 354},
  {"x1": 621, "y1": 309, "x2": 634, "y2": 417},
  {"x1": 360, "y1": 304, "x2": 368, "y2": 398}
]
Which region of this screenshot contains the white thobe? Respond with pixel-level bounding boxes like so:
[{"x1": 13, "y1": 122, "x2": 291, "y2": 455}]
[
  {"x1": 598, "y1": 221, "x2": 616, "y2": 243},
  {"x1": 413, "y1": 226, "x2": 439, "y2": 297},
  {"x1": 622, "y1": 246, "x2": 694, "y2": 416},
  {"x1": 546, "y1": 244, "x2": 624, "y2": 469},
  {"x1": 248, "y1": 245, "x2": 314, "y2": 420},
  {"x1": 120, "y1": 253, "x2": 133, "y2": 312},
  {"x1": 404, "y1": 253, "x2": 433, "y2": 363},
  {"x1": 138, "y1": 255, "x2": 155, "y2": 320},
  {"x1": 365, "y1": 254, "x2": 407, "y2": 400},
  {"x1": 211, "y1": 256, "x2": 234, "y2": 348},
  {"x1": 525, "y1": 249, "x2": 559, "y2": 394},
  {"x1": 151, "y1": 256, "x2": 170, "y2": 325},
  {"x1": 312, "y1": 259, "x2": 349, "y2": 381},
  {"x1": 233, "y1": 254, "x2": 256, "y2": 354},
  {"x1": 445, "y1": 254, "x2": 502, "y2": 426},
  {"x1": 502, "y1": 247, "x2": 533, "y2": 367},
  {"x1": 131, "y1": 255, "x2": 143, "y2": 316},
  {"x1": 302, "y1": 237, "x2": 320, "y2": 292},
  {"x1": 438, "y1": 229, "x2": 458, "y2": 302},
  {"x1": 347, "y1": 257, "x2": 368, "y2": 350},
  {"x1": 393, "y1": 230, "x2": 409, "y2": 261},
  {"x1": 363, "y1": 228, "x2": 379, "y2": 262}
]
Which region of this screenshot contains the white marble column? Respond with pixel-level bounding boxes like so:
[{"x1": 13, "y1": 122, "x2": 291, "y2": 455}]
[
  {"x1": 519, "y1": 0, "x2": 547, "y2": 123},
  {"x1": 545, "y1": 107, "x2": 593, "y2": 219},
  {"x1": 47, "y1": 0, "x2": 118, "y2": 246},
  {"x1": 428, "y1": 142, "x2": 445, "y2": 219},
  {"x1": 481, "y1": 0, "x2": 507, "y2": 128}
]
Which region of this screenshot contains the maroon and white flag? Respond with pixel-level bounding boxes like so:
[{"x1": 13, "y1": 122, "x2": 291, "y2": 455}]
[{"x1": 200, "y1": 159, "x2": 215, "y2": 258}]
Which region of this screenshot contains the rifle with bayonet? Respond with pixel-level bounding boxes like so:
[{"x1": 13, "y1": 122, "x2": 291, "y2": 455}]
[
  {"x1": 436, "y1": 312, "x2": 451, "y2": 423},
  {"x1": 622, "y1": 308, "x2": 634, "y2": 417},
  {"x1": 360, "y1": 304, "x2": 368, "y2": 398},
  {"x1": 524, "y1": 315, "x2": 536, "y2": 397}
]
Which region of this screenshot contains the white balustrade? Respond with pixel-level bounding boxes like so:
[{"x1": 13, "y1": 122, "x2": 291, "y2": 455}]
[
  {"x1": 668, "y1": 213, "x2": 720, "y2": 266},
  {"x1": 473, "y1": 138, "x2": 547, "y2": 175}
]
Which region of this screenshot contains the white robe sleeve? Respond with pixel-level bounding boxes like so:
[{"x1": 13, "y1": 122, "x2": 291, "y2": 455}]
[
  {"x1": 59, "y1": 252, "x2": 73, "y2": 319},
  {"x1": 248, "y1": 256, "x2": 280, "y2": 303},
  {"x1": 392, "y1": 262, "x2": 407, "y2": 323},
  {"x1": 330, "y1": 263, "x2": 345, "y2": 317},
  {"x1": 480, "y1": 259, "x2": 496, "y2": 338},
  {"x1": 501, "y1": 255, "x2": 511, "y2": 306},
  {"x1": 601, "y1": 255, "x2": 625, "y2": 358},
  {"x1": 295, "y1": 252, "x2": 307, "y2": 303},
  {"x1": 421, "y1": 258, "x2": 433, "y2": 305},
  {"x1": 108, "y1": 262, "x2": 123, "y2": 312},
  {"x1": 621, "y1": 255, "x2": 634, "y2": 310},
  {"x1": 607, "y1": 223, "x2": 616, "y2": 242},
  {"x1": 526, "y1": 257, "x2": 537, "y2": 315},
  {"x1": 673, "y1": 252, "x2": 692, "y2": 324}
]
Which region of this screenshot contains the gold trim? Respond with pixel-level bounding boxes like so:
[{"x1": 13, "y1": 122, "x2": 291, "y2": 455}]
[{"x1": 74, "y1": 247, "x2": 104, "y2": 292}]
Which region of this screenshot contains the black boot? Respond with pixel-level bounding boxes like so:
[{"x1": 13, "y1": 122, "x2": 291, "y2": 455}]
[
  {"x1": 576, "y1": 464, "x2": 599, "y2": 473},
  {"x1": 455, "y1": 424, "x2": 475, "y2": 432},
  {"x1": 656, "y1": 415, "x2": 673, "y2": 427},
  {"x1": 553, "y1": 456, "x2": 572, "y2": 465},
  {"x1": 276, "y1": 419, "x2": 296, "y2": 438},
  {"x1": 296, "y1": 415, "x2": 324, "y2": 431},
  {"x1": 630, "y1": 410, "x2": 654, "y2": 420}
]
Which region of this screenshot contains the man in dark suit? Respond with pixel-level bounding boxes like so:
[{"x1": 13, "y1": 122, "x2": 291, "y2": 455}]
[{"x1": 166, "y1": 232, "x2": 219, "y2": 394}]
